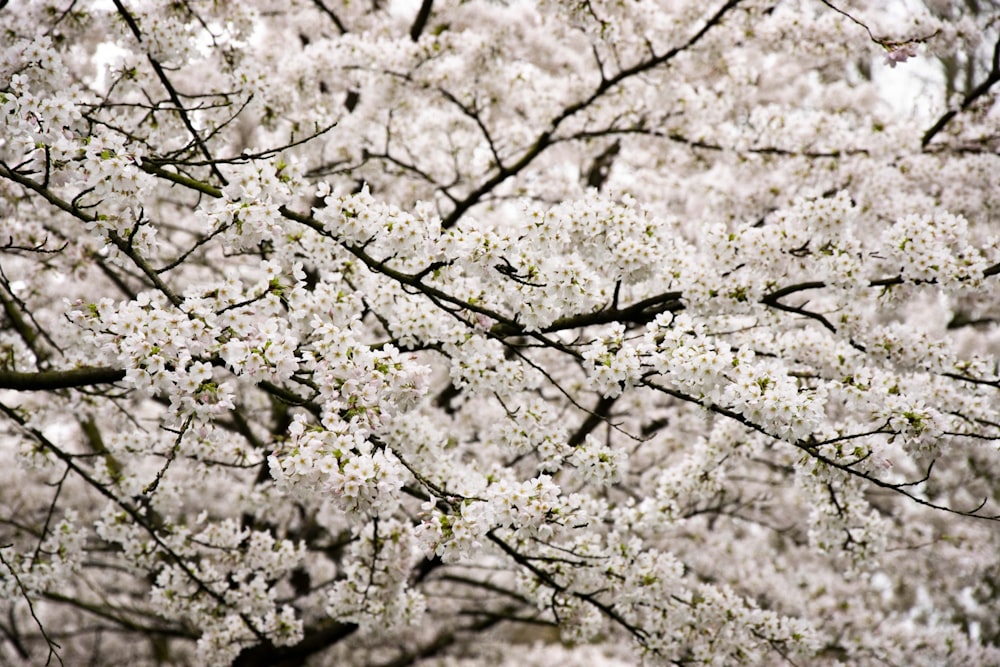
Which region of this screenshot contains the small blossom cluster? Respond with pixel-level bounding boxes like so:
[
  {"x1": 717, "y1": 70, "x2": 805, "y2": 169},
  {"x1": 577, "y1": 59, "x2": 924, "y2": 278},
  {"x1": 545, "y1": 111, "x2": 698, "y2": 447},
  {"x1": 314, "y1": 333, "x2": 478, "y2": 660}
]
[
  {"x1": 884, "y1": 42, "x2": 919, "y2": 67},
  {"x1": 643, "y1": 313, "x2": 735, "y2": 399},
  {"x1": 110, "y1": 4, "x2": 200, "y2": 64},
  {"x1": 434, "y1": 194, "x2": 671, "y2": 331},
  {"x1": 582, "y1": 324, "x2": 644, "y2": 398},
  {"x1": 720, "y1": 348, "x2": 825, "y2": 442},
  {"x1": 415, "y1": 498, "x2": 493, "y2": 563},
  {"x1": 882, "y1": 212, "x2": 988, "y2": 289},
  {"x1": 533, "y1": 193, "x2": 668, "y2": 283},
  {"x1": 486, "y1": 394, "x2": 566, "y2": 466},
  {"x1": 487, "y1": 474, "x2": 562, "y2": 537},
  {"x1": 606, "y1": 539, "x2": 819, "y2": 661},
  {"x1": 880, "y1": 398, "x2": 945, "y2": 457},
  {"x1": 508, "y1": 532, "x2": 819, "y2": 664},
  {"x1": 326, "y1": 518, "x2": 427, "y2": 633},
  {"x1": 633, "y1": 445, "x2": 724, "y2": 524},
  {"x1": 219, "y1": 312, "x2": 300, "y2": 382},
  {"x1": 305, "y1": 322, "x2": 431, "y2": 428},
  {"x1": 74, "y1": 133, "x2": 157, "y2": 247},
  {"x1": 313, "y1": 185, "x2": 440, "y2": 269},
  {"x1": 682, "y1": 192, "x2": 867, "y2": 311},
  {"x1": 642, "y1": 314, "x2": 822, "y2": 441},
  {"x1": 797, "y1": 463, "x2": 888, "y2": 574},
  {"x1": 0, "y1": 34, "x2": 85, "y2": 160},
  {"x1": 268, "y1": 415, "x2": 407, "y2": 514},
  {"x1": 445, "y1": 335, "x2": 532, "y2": 396},
  {"x1": 361, "y1": 280, "x2": 470, "y2": 347},
  {"x1": 569, "y1": 434, "x2": 628, "y2": 486},
  {"x1": 417, "y1": 474, "x2": 564, "y2": 562},
  {"x1": 68, "y1": 293, "x2": 230, "y2": 414},
  {"x1": 860, "y1": 321, "x2": 958, "y2": 373},
  {"x1": 284, "y1": 273, "x2": 364, "y2": 329},
  {"x1": 203, "y1": 161, "x2": 298, "y2": 251}
]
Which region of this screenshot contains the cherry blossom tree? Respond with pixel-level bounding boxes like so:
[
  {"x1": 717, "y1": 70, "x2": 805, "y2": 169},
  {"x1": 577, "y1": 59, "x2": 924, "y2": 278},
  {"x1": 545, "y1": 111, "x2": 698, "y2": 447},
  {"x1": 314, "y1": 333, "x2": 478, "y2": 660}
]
[{"x1": 1, "y1": 0, "x2": 999, "y2": 665}]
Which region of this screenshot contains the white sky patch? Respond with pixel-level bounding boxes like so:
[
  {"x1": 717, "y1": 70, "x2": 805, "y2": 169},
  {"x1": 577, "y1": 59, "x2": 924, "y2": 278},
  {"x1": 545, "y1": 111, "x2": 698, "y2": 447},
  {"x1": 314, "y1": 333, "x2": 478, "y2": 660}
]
[
  {"x1": 872, "y1": 51, "x2": 945, "y2": 124},
  {"x1": 92, "y1": 41, "x2": 130, "y2": 93}
]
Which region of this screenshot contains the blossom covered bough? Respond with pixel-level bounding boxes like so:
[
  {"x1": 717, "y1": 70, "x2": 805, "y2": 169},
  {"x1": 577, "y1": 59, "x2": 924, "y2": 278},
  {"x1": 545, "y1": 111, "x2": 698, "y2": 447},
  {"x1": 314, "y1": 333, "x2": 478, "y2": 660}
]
[{"x1": 1, "y1": 0, "x2": 999, "y2": 665}]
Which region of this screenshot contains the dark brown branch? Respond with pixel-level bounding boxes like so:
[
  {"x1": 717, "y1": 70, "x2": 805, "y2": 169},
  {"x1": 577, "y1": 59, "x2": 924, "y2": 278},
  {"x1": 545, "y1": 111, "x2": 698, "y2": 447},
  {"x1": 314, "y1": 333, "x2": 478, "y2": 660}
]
[
  {"x1": 409, "y1": 0, "x2": 433, "y2": 42},
  {"x1": 311, "y1": 0, "x2": 348, "y2": 34},
  {"x1": 760, "y1": 282, "x2": 837, "y2": 333},
  {"x1": 923, "y1": 33, "x2": 1000, "y2": 147},
  {"x1": 585, "y1": 140, "x2": 621, "y2": 190},
  {"x1": 232, "y1": 621, "x2": 359, "y2": 667},
  {"x1": 375, "y1": 614, "x2": 503, "y2": 667},
  {"x1": 540, "y1": 290, "x2": 685, "y2": 334},
  {"x1": 567, "y1": 395, "x2": 618, "y2": 448},
  {"x1": 0, "y1": 367, "x2": 127, "y2": 391},
  {"x1": 0, "y1": 282, "x2": 43, "y2": 359}
]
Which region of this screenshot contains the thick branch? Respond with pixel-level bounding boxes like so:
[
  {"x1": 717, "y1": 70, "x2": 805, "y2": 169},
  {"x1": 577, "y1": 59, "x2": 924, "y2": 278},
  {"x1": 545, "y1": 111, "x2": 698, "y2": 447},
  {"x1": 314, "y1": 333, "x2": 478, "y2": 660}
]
[
  {"x1": 567, "y1": 395, "x2": 618, "y2": 448},
  {"x1": 409, "y1": 0, "x2": 434, "y2": 42},
  {"x1": 232, "y1": 621, "x2": 358, "y2": 667},
  {"x1": 0, "y1": 367, "x2": 126, "y2": 391}
]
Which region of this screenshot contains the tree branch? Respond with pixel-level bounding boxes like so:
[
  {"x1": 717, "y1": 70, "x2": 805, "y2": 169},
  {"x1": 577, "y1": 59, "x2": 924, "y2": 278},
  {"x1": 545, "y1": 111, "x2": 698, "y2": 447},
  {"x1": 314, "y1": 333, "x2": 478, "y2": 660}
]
[
  {"x1": 439, "y1": 0, "x2": 745, "y2": 229},
  {"x1": 923, "y1": 33, "x2": 1000, "y2": 147},
  {"x1": 0, "y1": 367, "x2": 127, "y2": 391},
  {"x1": 409, "y1": 0, "x2": 434, "y2": 42}
]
